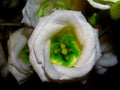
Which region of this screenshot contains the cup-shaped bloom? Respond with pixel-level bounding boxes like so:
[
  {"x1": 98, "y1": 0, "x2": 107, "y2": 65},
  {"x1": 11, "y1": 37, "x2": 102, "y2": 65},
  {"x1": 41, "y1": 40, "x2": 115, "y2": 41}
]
[
  {"x1": 28, "y1": 10, "x2": 101, "y2": 82},
  {"x1": 7, "y1": 28, "x2": 33, "y2": 84},
  {"x1": 22, "y1": 0, "x2": 88, "y2": 27}
]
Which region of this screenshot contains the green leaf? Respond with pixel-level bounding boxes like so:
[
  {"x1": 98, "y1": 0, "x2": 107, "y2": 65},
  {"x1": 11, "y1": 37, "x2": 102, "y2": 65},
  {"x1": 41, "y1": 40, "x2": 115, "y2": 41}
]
[{"x1": 88, "y1": 13, "x2": 99, "y2": 26}]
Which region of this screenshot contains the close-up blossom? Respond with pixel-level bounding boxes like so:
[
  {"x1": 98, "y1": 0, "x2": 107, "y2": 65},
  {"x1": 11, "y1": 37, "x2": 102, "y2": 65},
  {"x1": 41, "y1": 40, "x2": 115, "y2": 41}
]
[
  {"x1": 7, "y1": 28, "x2": 33, "y2": 84},
  {"x1": 28, "y1": 10, "x2": 101, "y2": 82}
]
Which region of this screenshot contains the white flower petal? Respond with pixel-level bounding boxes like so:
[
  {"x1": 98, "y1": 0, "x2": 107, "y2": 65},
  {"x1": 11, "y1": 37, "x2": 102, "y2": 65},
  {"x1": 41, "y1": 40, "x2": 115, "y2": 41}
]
[
  {"x1": 87, "y1": 0, "x2": 111, "y2": 10},
  {"x1": 95, "y1": 65, "x2": 107, "y2": 75},
  {"x1": 21, "y1": 0, "x2": 44, "y2": 27},
  {"x1": 54, "y1": 49, "x2": 96, "y2": 78},
  {"x1": 97, "y1": 52, "x2": 118, "y2": 67},
  {"x1": 104, "y1": 0, "x2": 118, "y2": 2},
  {"x1": 8, "y1": 28, "x2": 32, "y2": 84},
  {"x1": 34, "y1": 23, "x2": 64, "y2": 64},
  {"x1": 44, "y1": 40, "x2": 61, "y2": 79},
  {"x1": 29, "y1": 48, "x2": 48, "y2": 81}
]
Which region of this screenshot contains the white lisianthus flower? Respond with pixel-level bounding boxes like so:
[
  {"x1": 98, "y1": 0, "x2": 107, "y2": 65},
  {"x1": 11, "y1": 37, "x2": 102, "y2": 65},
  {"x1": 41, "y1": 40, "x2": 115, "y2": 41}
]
[
  {"x1": 22, "y1": 0, "x2": 43, "y2": 27},
  {"x1": 28, "y1": 10, "x2": 101, "y2": 82},
  {"x1": 21, "y1": 0, "x2": 71, "y2": 27},
  {"x1": 87, "y1": 0, "x2": 119, "y2": 10},
  {"x1": 8, "y1": 28, "x2": 33, "y2": 84},
  {"x1": 22, "y1": 0, "x2": 88, "y2": 27}
]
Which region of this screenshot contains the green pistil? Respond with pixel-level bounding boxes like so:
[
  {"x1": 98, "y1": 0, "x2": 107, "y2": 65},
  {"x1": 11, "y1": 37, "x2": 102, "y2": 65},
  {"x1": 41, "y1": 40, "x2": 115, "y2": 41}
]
[
  {"x1": 19, "y1": 44, "x2": 30, "y2": 64},
  {"x1": 68, "y1": 48, "x2": 72, "y2": 54},
  {"x1": 50, "y1": 25, "x2": 82, "y2": 67}
]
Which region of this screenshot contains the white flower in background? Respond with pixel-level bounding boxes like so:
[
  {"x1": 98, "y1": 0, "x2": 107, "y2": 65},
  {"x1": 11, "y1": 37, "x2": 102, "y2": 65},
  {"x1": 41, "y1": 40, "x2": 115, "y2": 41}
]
[
  {"x1": 95, "y1": 41, "x2": 118, "y2": 74},
  {"x1": 7, "y1": 28, "x2": 33, "y2": 84},
  {"x1": 21, "y1": 0, "x2": 88, "y2": 27},
  {"x1": 87, "y1": 0, "x2": 119, "y2": 10},
  {"x1": 28, "y1": 10, "x2": 101, "y2": 82},
  {"x1": 22, "y1": 0, "x2": 43, "y2": 27},
  {"x1": 21, "y1": 0, "x2": 71, "y2": 27}
]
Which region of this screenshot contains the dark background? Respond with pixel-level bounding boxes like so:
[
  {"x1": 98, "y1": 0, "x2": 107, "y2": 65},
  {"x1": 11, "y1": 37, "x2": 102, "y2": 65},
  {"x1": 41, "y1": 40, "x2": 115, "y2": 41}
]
[{"x1": 0, "y1": 0, "x2": 120, "y2": 90}]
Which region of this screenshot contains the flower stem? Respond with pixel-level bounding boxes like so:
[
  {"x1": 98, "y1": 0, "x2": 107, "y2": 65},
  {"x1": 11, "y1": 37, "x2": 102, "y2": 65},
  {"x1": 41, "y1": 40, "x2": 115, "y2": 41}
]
[{"x1": 99, "y1": 26, "x2": 111, "y2": 38}]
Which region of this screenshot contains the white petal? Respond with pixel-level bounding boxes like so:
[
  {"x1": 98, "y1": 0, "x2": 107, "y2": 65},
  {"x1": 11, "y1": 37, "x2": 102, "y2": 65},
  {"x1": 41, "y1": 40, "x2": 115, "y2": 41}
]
[
  {"x1": 21, "y1": 0, "x2": 44, "y2": 27},
  {"x1": 29, "y1": 48, "x2": 48, "y2": 81},
  {"x1": 54, "y1": 49, "x2": 96, "y2": 78},
  {"x1": 34, "y1": 23, "x2": 65, "y2": 64},
  {"x1": 104, "y1": 0, "x2": 118, "y2": 2},
  {"x1": 44, "y1": 40, "x2": 61, "y2": 80},
  {"x1": 97, "y1": 52, "x2": 118, "y2": 67},
  {"x1": 8, "y1": 28, "x2": 29, "y2": 73},
  {"x1": 95, "y1": 65, "x2": 107, "y2": 75},
  {"x1": 87, "y1": 0, "x2": 111, "y2": 10},
  {"x1": 8, "y1": 28, "x2": 32, "y2": 84}
]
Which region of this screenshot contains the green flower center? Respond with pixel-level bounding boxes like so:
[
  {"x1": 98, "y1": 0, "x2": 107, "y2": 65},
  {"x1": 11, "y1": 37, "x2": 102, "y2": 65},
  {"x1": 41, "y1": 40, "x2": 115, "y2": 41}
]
[
  {"x1": 50, "y1": 25, "x2": 82, "y2": 67},
  {"x1": 19, "y1": 44, "x2": 30, "y2": 64},
  {"x1": 19, "y1": 44, "x2": 34, "y2": 74},
  {"x1": 36, "y1": 0, "x2": 70, "y2": 17}
]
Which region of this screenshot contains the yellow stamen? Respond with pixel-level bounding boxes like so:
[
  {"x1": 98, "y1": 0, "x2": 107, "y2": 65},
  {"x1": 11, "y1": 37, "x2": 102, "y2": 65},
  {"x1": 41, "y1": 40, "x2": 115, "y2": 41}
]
[
  {"x1": 64, "y1": 56, "x2": 69, "y2": 60},
  {"x1": 62, "y1": 48, "x2": 67, "y2": 55},
  {"x1": 60, "y1": 43, "x2": 66, "y2": 49}
]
